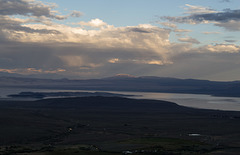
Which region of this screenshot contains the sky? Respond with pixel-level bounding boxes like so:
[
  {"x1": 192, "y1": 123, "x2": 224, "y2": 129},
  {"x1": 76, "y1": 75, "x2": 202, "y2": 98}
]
[{"x1": 0, "y1": 0, "x2": 240, "y2": 81}]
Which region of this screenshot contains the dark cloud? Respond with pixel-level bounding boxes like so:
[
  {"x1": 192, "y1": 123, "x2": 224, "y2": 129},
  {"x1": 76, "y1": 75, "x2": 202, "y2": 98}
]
[
  {"x1": 70, "y1": 10, "x2": 83, "y2": 17},
  {"x1": 219, "y1": 0, "x2": 231, "y2": 3},
  {"x1": 129, "y1": 28, "x2": 151, "y2": 33},
  {"x1": 198, "y1": 9, "x2": 240, "y2": 22},
  {"x1": 214, "y1": 20, "x2": 240, "y2": 31},
  {"x1": 225, "y1": 40, "x2": 237, "y2": 43},
  {"x1": 126, "y1": 26, "x2": 171, "y2": 35},
  {"x1": 162, "y1": 8, "x2": 240, "y2": 31},
  {"x1": 0, "y1": 0, "x2": 65, "y2": 20},
  {"x1": 163, "y1": 9, "x2": 240, "y2": 23}
]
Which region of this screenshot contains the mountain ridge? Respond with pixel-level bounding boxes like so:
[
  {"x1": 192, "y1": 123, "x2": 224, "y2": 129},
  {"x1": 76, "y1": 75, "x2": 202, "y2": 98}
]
[{"x1": 0, "y1": 75, "x2": 239, "y2": 97}]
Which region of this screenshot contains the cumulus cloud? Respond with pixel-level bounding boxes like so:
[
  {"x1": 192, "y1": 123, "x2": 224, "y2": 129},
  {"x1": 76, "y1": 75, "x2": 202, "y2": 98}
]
[
  {"x1": 0, "y1": 10, "x2": 174, "y2": 78},
  {"x1": 78, "y1": 18, "x2": 108, "y2": 28},
  {"x1": 0, "y1": 0, "x2": 239, "y2": 79},
  {"x1": 8, "y1": 23, "x2": 171, "y2": 58}
]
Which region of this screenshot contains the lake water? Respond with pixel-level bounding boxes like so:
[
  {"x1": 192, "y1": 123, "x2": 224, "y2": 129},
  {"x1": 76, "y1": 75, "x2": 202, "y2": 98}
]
[{"x1": 0, "y1": 88, "x2": 240, "y2": 111}]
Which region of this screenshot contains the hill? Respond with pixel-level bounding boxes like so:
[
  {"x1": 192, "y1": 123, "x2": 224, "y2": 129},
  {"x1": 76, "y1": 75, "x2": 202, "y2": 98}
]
[{"x1": 0, "y1": 96, "x2": 240, "y2": 154}]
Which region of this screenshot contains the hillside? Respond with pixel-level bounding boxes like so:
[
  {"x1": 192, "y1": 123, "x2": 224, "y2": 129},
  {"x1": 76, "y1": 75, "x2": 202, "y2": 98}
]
[{"x1": 0, "y1": 96, "x2": 240, "y2": 154}]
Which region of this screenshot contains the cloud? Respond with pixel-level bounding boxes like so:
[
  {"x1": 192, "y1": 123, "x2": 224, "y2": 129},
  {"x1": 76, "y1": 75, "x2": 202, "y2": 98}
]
[
  {"x1": 0, "y1": 16, "x2": 60, "y2": 34},
  {"x1": 194, "y1": 9, "x2": 240, "y2": 22},
  {"x1": 0, "y1": 0, "x2": 239, "y2": 80},
  {"x1": 173, "y1": 29, "x2": 192, "y2": 33},
  {"x1": 161, "y1": 4, "x2": 240, "y2": 31},
  {"x1": 163, "y1": 8, "x2": 240, "y2": 24},
  {"x1": 0, "y1": 67, "x2": 65, "y2": 75},
  {"x1": 128, "y1": 27, "x2": 152, "y2": 33},
  {"x1": 202, "y1": 31, "x2": 220, "y2": 34},
  {"x1": 108, "y1": 58, "x2": 173, "y2": 66},
  {"x1": 214, "y1": 20, "x2": 240, "y2": 31},
  {"x1": 0, "y1": 25, "x2": 239, "y2": 79},
  {"x1": 219, "y1": 0, "x2": 231, "y2": 3},
  {"x1": 158, "y1": 22, "x2": 177, "y2": 28},
  {"x1": 183, "y1": 4, "x2": 217, "y2": 15},
  {"x1": 108, "y1": 58, "x2": 119, "y2": 63},
  {"x1": 0, "y1": 0, "x2": 66, "y2": 20},
  {"x1": 202, "y1": 44, "x2": 240, "y2": 53},
  {"x1": 139, "y1": 60, "x2": 173, "y2": 65},
  {"x1": 156, "y1": 51, "x2": 240, "y2": 81},
  {"x1": 225, "y1": 40, "x2": 237, "y2": 43},
  {"x1": 178, "y1": 37, "x2": 200, "y2": 44},
  {"x1": 78, "y1": 18, "x2": 107, "y2": 28},
  {"x1": 6, "y1": 23, "x2": 171, "y2": 58},
  {"x1": 0, "y1": 0, "x2": 70, "y2": 38},
  {"x1": 0, "y1": 0, "x2": 192, "y2": 69},
  {"x1": 70, "y1": 10, "x2": 83, "y2": 17},
  {"x1": 0, "y1": 18, "x2": 174, "y2": 78}
]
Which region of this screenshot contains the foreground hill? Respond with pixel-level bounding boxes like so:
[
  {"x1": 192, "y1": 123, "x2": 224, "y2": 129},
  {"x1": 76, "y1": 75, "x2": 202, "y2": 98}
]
[
  {"x1": 0, "y1": 96, "x2": 240, "y2": 154},
  {"x1": 1, "y1": 75, "x2": 240, "y2": 97}
]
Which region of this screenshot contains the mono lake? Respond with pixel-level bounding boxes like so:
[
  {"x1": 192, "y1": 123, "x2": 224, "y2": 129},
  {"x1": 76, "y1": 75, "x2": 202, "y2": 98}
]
[
  {"x1": 121, "y1": 91, "x2": 240, "y2": 111},
  {"x1": 0, "y1": 88, "x2": 240, "y2": 111}
]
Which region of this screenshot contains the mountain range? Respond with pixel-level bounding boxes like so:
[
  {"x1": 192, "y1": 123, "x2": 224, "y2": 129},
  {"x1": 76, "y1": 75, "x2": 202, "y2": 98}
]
[{"x1": 0, "y1": 75, "x2": 240, "y2": 97}]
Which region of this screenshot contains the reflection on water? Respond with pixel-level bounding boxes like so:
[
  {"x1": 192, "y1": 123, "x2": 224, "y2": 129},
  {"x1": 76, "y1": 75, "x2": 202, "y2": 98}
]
[{"x1": 0, "y1": 88, "x2": 240, "y2": 111}]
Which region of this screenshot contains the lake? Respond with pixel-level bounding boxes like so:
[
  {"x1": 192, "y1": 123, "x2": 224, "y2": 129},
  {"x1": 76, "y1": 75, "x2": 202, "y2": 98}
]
[{"x1": 0, "y1": 88, "x2": 240, "y2": 111}]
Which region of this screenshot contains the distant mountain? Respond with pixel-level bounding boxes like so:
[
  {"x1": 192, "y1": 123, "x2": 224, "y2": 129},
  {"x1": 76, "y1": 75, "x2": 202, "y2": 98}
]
[
  {"x1": 0, "y1": 72, "x2": 26, "y2": 78},
  {"x1": 8, "y1": 91, "x2": 135, "y2": 99},
  {"x1": 0, "y1": 75, "x2": 240, "y2": 97},
  {"x1": 103, "y1": 74, "x2": 137, "y2": 79}
]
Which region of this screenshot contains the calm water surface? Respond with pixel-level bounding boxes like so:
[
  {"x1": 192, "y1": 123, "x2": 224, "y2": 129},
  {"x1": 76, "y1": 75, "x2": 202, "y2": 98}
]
[{"x1": 0, "y1": 88, "x2": 240, "y2": 111}]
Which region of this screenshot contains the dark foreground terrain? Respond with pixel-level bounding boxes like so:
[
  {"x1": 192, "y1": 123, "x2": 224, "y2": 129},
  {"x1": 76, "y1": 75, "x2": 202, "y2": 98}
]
[{"x1": 0, "y1": 97, "x2": 240, "y2": 155}]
